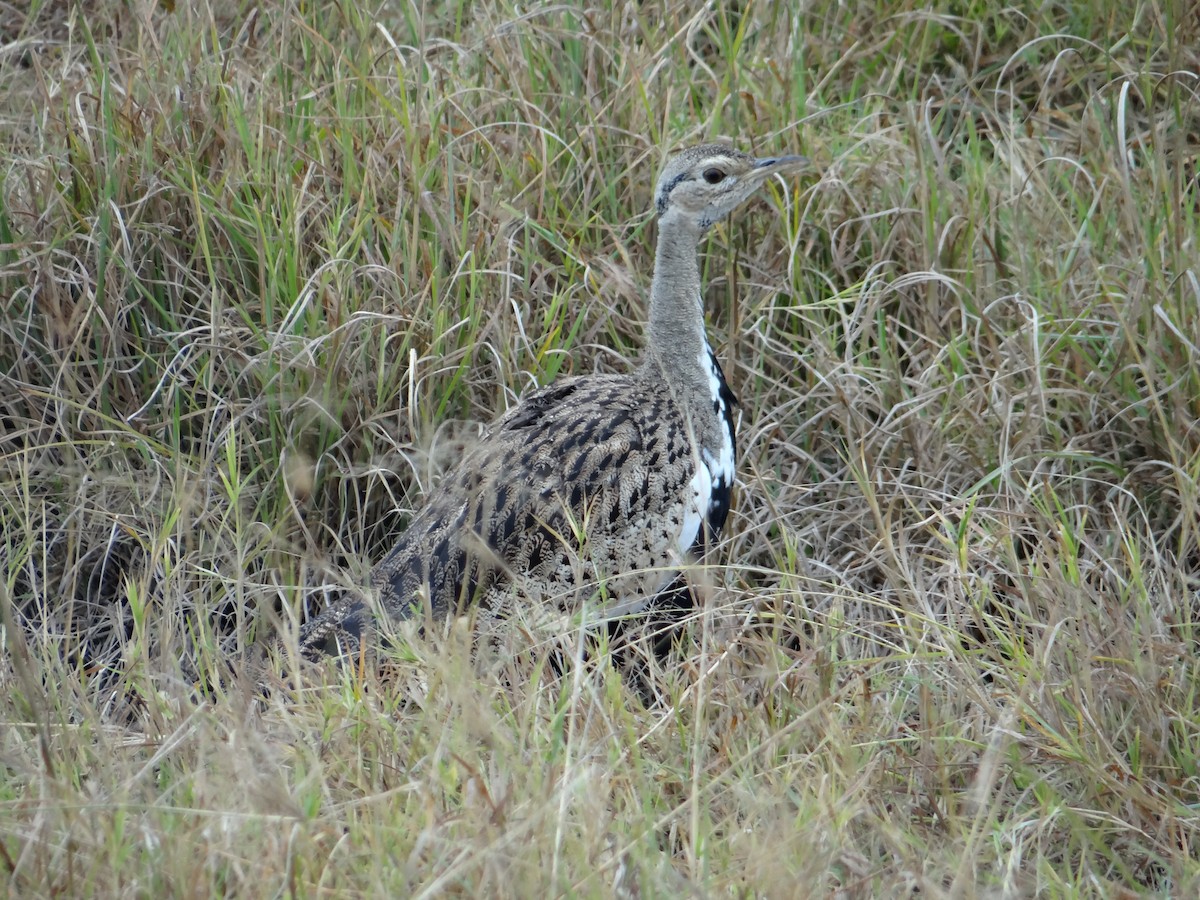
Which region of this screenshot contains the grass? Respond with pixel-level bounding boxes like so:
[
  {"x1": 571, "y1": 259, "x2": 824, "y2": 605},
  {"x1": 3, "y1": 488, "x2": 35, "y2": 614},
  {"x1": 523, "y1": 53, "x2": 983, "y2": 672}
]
[{"x1": 2, "y1": 0, "x2": 1200, "y2": 894}]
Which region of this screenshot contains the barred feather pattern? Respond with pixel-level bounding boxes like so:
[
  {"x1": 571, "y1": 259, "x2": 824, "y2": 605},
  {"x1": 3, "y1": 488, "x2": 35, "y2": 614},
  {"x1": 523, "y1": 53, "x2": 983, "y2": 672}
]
[{"x1": 296, "y1": 359, "x2": 736, "y2": 659}]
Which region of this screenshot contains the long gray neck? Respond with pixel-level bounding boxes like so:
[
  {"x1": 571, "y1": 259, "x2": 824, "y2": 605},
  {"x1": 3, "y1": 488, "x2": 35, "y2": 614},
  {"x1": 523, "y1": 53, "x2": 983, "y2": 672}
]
[{"x1": 644, "y1": 211, "x2": 712, "y2": 394}]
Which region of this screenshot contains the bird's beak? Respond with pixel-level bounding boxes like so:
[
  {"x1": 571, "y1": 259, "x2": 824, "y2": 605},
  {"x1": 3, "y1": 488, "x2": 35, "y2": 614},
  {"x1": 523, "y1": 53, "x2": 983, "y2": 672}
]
[{"x1": 754, "y1": 154, "x2": 809, "y2": 174}]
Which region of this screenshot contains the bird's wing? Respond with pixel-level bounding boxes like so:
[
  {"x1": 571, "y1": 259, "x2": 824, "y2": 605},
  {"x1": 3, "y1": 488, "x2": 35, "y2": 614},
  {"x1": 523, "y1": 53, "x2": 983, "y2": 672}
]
[{"x1": 296, "y1": 374, "x2": 696, "y2": 659}]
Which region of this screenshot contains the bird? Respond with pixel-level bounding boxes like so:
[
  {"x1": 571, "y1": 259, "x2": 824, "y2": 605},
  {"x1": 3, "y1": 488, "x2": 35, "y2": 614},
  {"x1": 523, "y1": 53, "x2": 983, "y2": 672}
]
[{"x1": 290, "y1": 143, "x2": 807, "y2": 662}]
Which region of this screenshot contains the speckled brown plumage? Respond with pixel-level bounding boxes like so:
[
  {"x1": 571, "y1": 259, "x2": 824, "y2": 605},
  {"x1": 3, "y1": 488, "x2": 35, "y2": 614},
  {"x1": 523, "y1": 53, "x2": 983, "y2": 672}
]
[{"x1": 292, "y1": 144, "x2": 806, "y2": 661}]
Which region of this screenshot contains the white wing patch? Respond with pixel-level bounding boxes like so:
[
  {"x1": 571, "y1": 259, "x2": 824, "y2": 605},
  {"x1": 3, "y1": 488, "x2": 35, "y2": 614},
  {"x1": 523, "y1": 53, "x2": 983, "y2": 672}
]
[
  {"x1": 672, "y1": 345, "x2": 736, "y2": 558},
  {"x1": 678, "y1": 461, "x2": 713, "y2": 556},
  {"x1": 701, "y1": 345, "x2": 725, "y2": 402}
]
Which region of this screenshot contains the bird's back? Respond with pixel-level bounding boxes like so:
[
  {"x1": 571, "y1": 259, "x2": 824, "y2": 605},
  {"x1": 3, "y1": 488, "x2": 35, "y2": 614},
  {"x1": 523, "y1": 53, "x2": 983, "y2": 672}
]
[{"x1": 295, "y1": 366, "x2": 725, "y2": 659}]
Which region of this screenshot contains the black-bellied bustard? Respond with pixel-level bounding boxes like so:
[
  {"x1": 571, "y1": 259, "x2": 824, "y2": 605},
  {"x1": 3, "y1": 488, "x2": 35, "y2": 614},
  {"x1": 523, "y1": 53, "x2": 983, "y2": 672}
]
[{"x1": 293, "y1": 144, "x2": 805, "y2": 661}]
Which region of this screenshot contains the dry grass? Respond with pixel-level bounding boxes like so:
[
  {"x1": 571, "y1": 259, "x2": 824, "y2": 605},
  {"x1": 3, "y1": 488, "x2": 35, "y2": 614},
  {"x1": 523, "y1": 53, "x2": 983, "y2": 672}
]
[{"x1": 2, "y1": 0, "x2": 1200, "y2": 895}]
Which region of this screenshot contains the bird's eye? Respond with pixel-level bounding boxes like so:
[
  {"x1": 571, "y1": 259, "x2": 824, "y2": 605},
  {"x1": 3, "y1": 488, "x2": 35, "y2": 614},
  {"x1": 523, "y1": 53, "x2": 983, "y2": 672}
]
[{"x1": 702, "y1": 168, "x2": 726, "y2": 185}]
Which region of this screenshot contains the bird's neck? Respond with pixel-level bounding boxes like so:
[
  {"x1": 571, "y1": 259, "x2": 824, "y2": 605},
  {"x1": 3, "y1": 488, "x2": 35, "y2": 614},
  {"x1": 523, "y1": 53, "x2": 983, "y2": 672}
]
[{"x1": 645, "y1": 213, "x2": 712, "y2": 393}]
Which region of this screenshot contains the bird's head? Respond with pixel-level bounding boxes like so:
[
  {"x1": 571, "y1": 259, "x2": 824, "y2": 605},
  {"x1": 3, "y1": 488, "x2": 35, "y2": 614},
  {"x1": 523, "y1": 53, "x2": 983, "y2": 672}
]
[{"x1": 653, "y1": 143, "x2": 808, "y2": 232}]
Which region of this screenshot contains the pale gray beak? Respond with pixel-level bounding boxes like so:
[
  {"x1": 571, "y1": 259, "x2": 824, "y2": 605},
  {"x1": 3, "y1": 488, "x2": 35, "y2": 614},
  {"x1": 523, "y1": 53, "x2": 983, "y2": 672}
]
[{"x1": 754, "y1": 154, "x2": 809, "y2": 173}]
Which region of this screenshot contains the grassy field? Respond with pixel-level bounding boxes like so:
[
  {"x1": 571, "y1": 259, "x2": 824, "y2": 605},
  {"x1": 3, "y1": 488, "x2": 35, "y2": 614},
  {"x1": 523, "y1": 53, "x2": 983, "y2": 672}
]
[{"x1": 2, "y1": 0, "x2": 1199, "y2": 895}]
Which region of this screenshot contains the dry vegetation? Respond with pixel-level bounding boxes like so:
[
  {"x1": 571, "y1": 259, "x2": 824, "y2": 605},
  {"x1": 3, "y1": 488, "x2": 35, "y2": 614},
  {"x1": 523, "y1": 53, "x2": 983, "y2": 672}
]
[{"x1": 2, "y1": 0, "x2": 1200, "y2": 895}]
